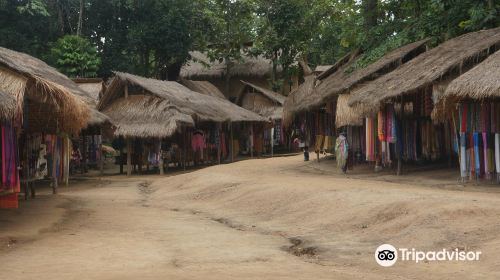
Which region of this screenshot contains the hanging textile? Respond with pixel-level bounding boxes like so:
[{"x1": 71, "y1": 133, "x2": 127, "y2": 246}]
[
  {"x1": 1, "y1": 122, "x2": 20, "y2": 208},
  {"x1": 365, "y1": 118, "x2": 376, "y2": 162}
]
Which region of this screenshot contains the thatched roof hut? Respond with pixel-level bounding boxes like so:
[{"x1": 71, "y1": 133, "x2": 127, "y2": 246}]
[
  {"x1": 349, "y1": 27, "x2": 500, "y2": 108},
  {"x1": 239, "y1": 80, "x2": 285, "y2": 120},
  {"x1": 180, "y1": 51, "x2": 276, "y2": 79},
  {"x1": 180, "y1": 79, "x2": 226, "y2": 99},
  {"x1": 99, "y1": 72, "x2": 265, "y2": 138},
  {"x1": 0, "y1": 47, "x2": 91, "y2": 133}
]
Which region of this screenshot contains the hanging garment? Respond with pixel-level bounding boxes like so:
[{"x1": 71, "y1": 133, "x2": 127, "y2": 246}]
[
  {"x1": 378, "y1": 110, "x2": 386, "y2": 142},
  {"x1": 460, "y1": 133, "x2": 467, "y2": 179},
  {"x1": 1, "y1": 122, "x2": 20, "y2": 209},
  {"x1": 315, "y1": 135, "x2": 325, "y2": 153}
]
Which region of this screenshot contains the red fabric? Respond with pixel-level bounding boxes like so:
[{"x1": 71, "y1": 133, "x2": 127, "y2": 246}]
[{"x1": 0, "y1": 193, "x2": 18, "y2": 209}]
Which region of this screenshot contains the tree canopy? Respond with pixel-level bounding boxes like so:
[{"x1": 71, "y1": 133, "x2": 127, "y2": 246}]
[{"x1": 1, "y1": 0, "x2": 499, "y2": 86}]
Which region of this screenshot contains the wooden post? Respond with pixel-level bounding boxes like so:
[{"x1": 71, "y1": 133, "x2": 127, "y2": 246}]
[
  {"x1": 183, "y1": 128, "x2": 187, "y2": 171},
  {"x1": 99, "y1": 128, "x2": 104, "y2": 175},
  {"x1": 119, "y1": 146, "x2": 124, "y2": 174},
  {"x1": 53, "y1": 137, "x2": 59, "y2": 194},
  {"x1": 250, "y1": 124, "x2": 254, "y2": 158},
  {"x1": 126, "y1": 137, "x2": 132, "y2": 176},
  {"x1": 159, "y1": 139, "x2": 164, "y2": 175},
  {"x1": 230, "y1": 122, "x2": 234, "y2": 163},
  {"x1": 217, "y1": 123, "x2": 221, "y2": 164},
  {"x1": 271, "y1": 126, "x2": 274, "y2": 158}
]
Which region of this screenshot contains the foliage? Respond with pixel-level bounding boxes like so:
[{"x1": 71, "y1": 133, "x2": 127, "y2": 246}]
[
  {"x1": 0, "y1": 0, "x2": 499, "y2": 82},
  {"x1": 50, "y1": 35, "x2": 100, "y2": 77}
]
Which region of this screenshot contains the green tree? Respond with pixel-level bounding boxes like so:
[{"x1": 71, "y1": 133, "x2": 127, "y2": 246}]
[
  {"x1": 201, "y1": 0, "x2": 257, "y2": 94},
  {"x1": 50, "y1": 35, "x2": 100, "y2": 77}
]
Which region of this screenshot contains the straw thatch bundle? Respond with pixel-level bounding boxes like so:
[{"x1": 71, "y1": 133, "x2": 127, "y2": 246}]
[
  {"x1": 102, "y1": 95, "x2": 194, "y2": 138},
  {"x1": 0, "y1": 90, "x2": 16, "y2": 120},
  {"x1": 240, "y1": 80, "x2": 285, "y2": 105},
  {"x1": 74, "y1": 78, "x2": 103, "y2": 101},
  {"x1": 283, "y1": 75, "x2": 318, "y2": 125},
  {"x1": 335, "y1": 94, "x2": 376, "y2": 127},
  {"x1": 0, "y1": 47, "x2": 91, "y2": 133},
  {"x1": 444, "y1": 50, "x2": 500, "y2": 100},
  {"x1": 180, "y1": 79, "x2": 226, "y2": 99},
  {"x1": 180, "y1": 51, "x2": 276, "y2": 79},
  {"x1": 99, "y1": 72, "x2": 265, "y2": 138},
  {"x1": 349, "y1": 27, "x2": 500, "y2": 108}
]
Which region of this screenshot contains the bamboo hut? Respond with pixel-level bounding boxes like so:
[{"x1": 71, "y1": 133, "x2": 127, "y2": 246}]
[
  {"x1": 99, "y1": 72, "x2": 265, "y2": 175},
  {"x1": 180, "y1": 51, "x2": 299, "y2": 100},
  {"x1": 238, "y1": 81, "x2": 287, "y2": 155},
  {"x1": 239, "y1": 80, "x2": 285, "y2": 120},
  {"x1": 73, "y1": 78, "x2": 110, "y2": 174},
  {"x1": 283, "y1": 40, "x2": 429, "y2": 165},
  {"x1": 347, "y1": 27, "x2": 500, "y2": 176},
  {"x1": 434, "y1": 50, "x2": 500, "y2": 181},
  {"x1": 0, "y1": 46, "x2": 92, "y2": 207}
]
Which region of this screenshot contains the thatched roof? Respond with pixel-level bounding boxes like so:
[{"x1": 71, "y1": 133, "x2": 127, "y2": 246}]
[
  {"x1": 0, "y1": 47, "x2": 91, "y2": 132},
  {"x1": 335, "y1": 94, "x2": 377, "y2": 127},
  {"x1": 283, "y1": 40, "x2": 430, "y2": 125},
  {"x1": 102, "y1": 95, "x2": 193, "y2": 138},
  {"x1": 444, "y1": 50, "x2": 500, "y2": 100},
  {"x1": 180, "y1": 79, "x2": 226, "y2": 99},
  {"x1": 240, "y1": 80, "x2": 285, "y2": 105},
  {"x1": 316, "y1": 50, "x2": 361, "y2": 80},
  {"x1": 283, "y1": 75, "x2": 318, "y2": 125},
  {"x1": 180, "y1": 51, "x2": 275, "y2": 79},
  {"x1": 99, "y1": 72, "x2": 265, "y2": 138},
  {"x1": 349, "y1": 27, "x2": 500, "y2": 107},
  {"x1": 74, "y1": 78, "x2": 103, "y2": 101},
  {"x1": 0, "y1": 90, "x2": 16, "y2": 121}
]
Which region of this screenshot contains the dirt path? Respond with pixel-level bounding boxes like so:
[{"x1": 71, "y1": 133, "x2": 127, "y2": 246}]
[{"x1": 1, "y1": 156, "x2": 500, "y2": 279}]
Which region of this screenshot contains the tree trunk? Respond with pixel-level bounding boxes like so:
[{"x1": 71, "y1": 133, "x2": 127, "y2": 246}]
[
  {"x1": 362, "y1": 0, "x2": 378, "y2": 30},
  {"x1": 77, "y1": 0, "x2": 84, "y2": 36}
]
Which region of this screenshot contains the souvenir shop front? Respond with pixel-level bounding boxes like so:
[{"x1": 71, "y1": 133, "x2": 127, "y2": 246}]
[
  {"x1": 453, "y1": 102, "x2": 500, "y2": 181},
  {"x1": 362, "y1": 89, "x2": 454, "y2": 174},
  {"x1": 0, "y1": 95, "x2": 86, "y2": 208},
  {"x1": 287, "y1": 102, "x2": 336, "y2": 161}
]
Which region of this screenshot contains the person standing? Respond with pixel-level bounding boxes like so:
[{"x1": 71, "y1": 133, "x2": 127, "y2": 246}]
[{"x1": 336, "y1": 132, "x2": 349, "y2": 174}]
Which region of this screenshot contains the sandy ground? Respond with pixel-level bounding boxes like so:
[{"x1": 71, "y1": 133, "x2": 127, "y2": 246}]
[{"x1": 1, "y1": 155, "x2": 500, "y2": 279}]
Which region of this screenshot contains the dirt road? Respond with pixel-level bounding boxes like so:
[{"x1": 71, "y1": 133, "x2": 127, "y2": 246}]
[{"x1": 1, "y1": 156, "x2": 499, "y2": 279}]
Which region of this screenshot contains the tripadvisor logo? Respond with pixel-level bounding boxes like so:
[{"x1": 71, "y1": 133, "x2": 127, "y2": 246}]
[{"x1": 375, "y1": 244, "x2": 482, "y2": 267}]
